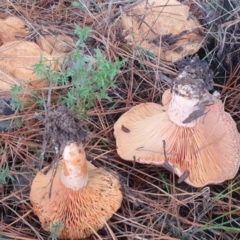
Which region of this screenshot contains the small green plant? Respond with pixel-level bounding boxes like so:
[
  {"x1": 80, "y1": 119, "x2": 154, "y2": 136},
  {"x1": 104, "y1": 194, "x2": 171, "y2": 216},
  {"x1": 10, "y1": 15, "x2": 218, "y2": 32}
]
[
  {"x1": 48, "y1": 222, "x2": 63, "y2": 240},
  {"x1": 10, "y1": 85, "x2": 24, "y2": 111},
  {"x1": 33, "y1": 25, "x2": 125, "y2": 116},
  {"x1": 0, "y1": 163, "x2": 14, "y2": 184},
  {"x1": 158, "y1": 173, "x2": 171, "y2": 194},
  {"x1": 33, "y1": 56, "x2": 58, "y2": 81}
]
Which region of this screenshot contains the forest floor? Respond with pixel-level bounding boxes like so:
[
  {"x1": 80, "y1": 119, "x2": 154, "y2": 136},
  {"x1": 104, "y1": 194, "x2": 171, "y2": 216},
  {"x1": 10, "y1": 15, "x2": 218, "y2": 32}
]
[{"x1": 1, "y1": 0, "x2": 240, "y2": 240}]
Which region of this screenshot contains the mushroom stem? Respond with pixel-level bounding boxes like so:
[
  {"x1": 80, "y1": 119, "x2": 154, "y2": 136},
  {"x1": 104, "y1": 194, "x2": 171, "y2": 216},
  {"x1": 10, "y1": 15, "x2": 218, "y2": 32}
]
[
  {"x1": 167, "y1": 77, "x2": 219, "y2": 127},
  {"x1": 61, "y1": 143, "x2": 88, "y2": 191},
  {"x1": 168, "y1": 91, "x2": 201, "y2": 127}
]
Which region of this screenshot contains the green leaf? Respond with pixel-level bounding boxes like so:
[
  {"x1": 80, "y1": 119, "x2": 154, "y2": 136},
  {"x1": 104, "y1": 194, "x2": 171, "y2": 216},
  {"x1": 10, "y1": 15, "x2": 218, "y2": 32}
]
[{"x1": 0, "y1": 163, "x2": 14, "y2": 184}]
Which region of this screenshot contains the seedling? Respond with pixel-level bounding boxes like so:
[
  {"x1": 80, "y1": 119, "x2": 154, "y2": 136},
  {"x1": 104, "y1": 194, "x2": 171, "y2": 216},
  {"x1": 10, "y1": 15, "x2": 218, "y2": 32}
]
[{"x1": 0, "y1": 163, "x2": 14, "y2": 184}]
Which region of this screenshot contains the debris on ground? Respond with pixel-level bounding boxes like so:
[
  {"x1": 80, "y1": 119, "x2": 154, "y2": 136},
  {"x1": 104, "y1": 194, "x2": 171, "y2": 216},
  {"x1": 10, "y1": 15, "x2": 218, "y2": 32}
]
[
  {"x1": 1, "y1": 1, "x2": 240, "y2": 239},
  {"x1": 192, "y1": 0, "x2": 240, "y2": 71}
]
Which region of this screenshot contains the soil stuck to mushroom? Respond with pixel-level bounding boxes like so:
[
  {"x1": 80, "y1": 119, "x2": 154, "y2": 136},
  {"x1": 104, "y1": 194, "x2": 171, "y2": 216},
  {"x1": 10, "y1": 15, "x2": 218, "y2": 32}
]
[
  {"x1": 174, "y1": 56, "x2": 219, "y2": 124},
  {"x1": 176, "y1": 56, "x2": 214, "y2": 91},
  {"x1": 45, "y1": 106, "x2": 92, "y2": 150}
]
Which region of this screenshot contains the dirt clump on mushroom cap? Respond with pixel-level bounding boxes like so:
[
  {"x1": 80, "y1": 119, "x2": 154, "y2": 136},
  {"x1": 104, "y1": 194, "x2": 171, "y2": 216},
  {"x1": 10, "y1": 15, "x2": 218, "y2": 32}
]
[{"x1": 45, "y1": 106, "x2": 92, "y2": 149}]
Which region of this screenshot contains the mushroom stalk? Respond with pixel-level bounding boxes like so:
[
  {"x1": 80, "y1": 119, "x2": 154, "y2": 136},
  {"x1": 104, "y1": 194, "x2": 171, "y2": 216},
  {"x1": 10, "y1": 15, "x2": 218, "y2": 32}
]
[
  {"x1": 167, "y1": 76, "x2": 219, "y2": 128},
  {"x1": 61, "y1": 143, "x2": 88, "y2": 190},
  {"x1": 168, "y1": 91, "x2": 201, "y2": 127}
]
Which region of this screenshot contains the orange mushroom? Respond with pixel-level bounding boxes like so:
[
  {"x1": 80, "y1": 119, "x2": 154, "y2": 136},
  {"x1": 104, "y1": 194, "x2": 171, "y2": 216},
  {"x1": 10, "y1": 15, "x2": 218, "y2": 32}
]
[
  {"x1": 36, "y1": 34, "x2": 74, "y2": 65},
  {"x1": 114, "y1": 72, "x2": 240, "y2": 187},
  {"x1": 30, "y1": 142, "x2": 122, "y2": 239},
  {"x1": 0, "y1": 16, "x2": 28, "y2": 45},
  {"x1": 0, "y1": 40, "x2": 56, "y2": 106},
  {"x1": 122, "y1": 0, "x2": 204, "y2": 62}
]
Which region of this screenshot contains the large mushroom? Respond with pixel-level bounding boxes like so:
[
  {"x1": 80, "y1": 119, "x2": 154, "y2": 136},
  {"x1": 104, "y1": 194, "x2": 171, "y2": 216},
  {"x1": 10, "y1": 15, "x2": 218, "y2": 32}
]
[
  {"x1": 30, "y1": 142, "x2": 123, "y2": 239},
  {"x1": 114, "y1": 59, "x2": 240, "y2": 187}
]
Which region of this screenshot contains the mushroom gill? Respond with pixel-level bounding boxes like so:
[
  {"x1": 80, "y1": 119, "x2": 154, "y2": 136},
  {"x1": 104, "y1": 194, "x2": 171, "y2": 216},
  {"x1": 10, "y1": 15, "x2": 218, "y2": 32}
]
[{"x1": 114, "y1": 92, "x2": 240, "y2": 187}]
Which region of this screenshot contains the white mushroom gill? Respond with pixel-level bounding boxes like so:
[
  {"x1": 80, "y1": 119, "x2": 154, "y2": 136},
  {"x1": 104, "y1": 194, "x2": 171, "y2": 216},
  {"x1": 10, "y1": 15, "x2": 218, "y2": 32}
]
[{"x1": 60, "y1": 143, "x2": 88, "y2": 191}]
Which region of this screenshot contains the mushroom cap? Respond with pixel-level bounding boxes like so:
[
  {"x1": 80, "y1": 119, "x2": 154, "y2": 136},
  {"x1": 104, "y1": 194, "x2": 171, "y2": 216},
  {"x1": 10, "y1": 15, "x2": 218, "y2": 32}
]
[
  {"x1": 0, "y1": 16, "x2": 28, "y2": 44},
  {"x1": 30, "y1": 160, "x2": 122, "y2": 239},
  {"x1": 122, "y1": 0, "x2": 204, "y2": 62},
  {"x1": 114, "y1": 90, "x2": 240, "y2": 187},
  {"x1": 36, "y1": 34, "x2": 74, "y2": 55},
  {"x1": 36, "y1": 34, "x2": 74, "y2": 65},
  {"x1": 0, "y1": 40, "x2": 56, "y2": 104},
  {"x1": 0, "y1": 40, "x2": 55, "y2": 87}
]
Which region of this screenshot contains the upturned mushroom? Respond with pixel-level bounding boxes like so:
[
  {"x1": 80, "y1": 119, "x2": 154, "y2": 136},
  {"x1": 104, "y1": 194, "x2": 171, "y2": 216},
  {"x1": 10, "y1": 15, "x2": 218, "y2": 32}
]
[
  {"x1": 114, "y1": 61, "x2": 240, "y2": 187},
  {"x1": 30, "y1": 142, "x2": 122, "y2": 239}
]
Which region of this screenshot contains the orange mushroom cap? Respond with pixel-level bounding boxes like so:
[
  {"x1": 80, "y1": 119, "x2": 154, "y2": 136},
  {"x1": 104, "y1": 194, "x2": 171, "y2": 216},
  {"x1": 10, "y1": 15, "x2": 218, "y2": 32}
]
[
  {"x1": 30, "y1": 142, "x2": 122, "y2": 239},
  {"x1": 0, "y1": 40, "x2": 55, "y2": 105},
  {"x1": 0, "y1": 16, "x2": 28, "y2": 44},
  {"x1": 114, "y1": 88, "x2": 240, "y2": 187},
  {"x1": 122, "y1": 0, "x2": 204, "y2": 62}
]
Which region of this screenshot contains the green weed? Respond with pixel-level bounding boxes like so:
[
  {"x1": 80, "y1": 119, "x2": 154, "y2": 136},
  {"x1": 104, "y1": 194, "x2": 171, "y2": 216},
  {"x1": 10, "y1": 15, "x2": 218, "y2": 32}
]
[
  {"x1": 0, "y1": 163, "x2": 14, "y2": 184},
  {"x1": 10, "y1": 85, "x2": 24, "y2": 111},
  {"x1": 158, "y1": 173, "x2": 171, "y2": 194},
  {"x1": 33, "y1": 25, "x2": 125, "y2": 116},
  {"x1": 9, "y1": 25, "x2": 124, "y2": 116}
]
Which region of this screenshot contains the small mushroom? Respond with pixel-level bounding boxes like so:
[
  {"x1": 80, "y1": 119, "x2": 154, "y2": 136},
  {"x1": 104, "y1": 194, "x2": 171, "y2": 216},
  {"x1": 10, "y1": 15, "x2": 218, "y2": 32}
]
[
  {"x1": 114, "y1": 75, "x2": 240, "y2": 187},
  {"x1": 30, "y1": 142, "x2": 122, "y2": 239}
]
